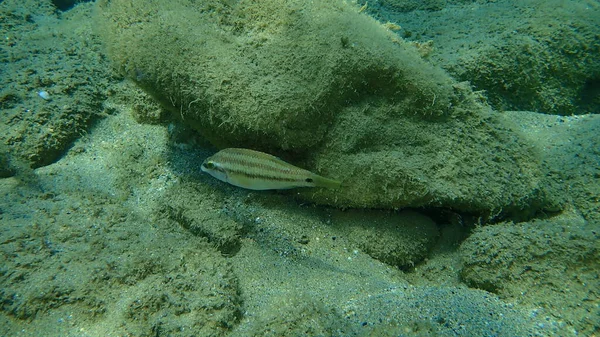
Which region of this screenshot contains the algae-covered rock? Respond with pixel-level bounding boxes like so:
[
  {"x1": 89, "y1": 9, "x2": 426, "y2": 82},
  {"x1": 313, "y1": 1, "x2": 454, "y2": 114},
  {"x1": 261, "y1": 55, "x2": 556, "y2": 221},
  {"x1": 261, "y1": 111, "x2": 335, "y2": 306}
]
[
  {"x1": 304, "y1": 101, "x2": 562, "y2": 216},
  {"x1": 505, "y1": 111, "x2": 600, "y2": 224},
  {"x1": 459, "y1": 214, "x2": 600, "y2": 335},
  {"x1": 0, "y1": 146, "x2": 16, "y2": 178},
  {"x1": 454, "y1": 13, "x2": 600, "y2": 115},
  {"x1": 97, "y1": 0, "x2": 455, "y2": 151},
  {"x1": 331, "y1": 209, "x2": 439, "y2": 269},
  {"x1": 160, "y1": 181, "x2": 244, "y2": 256},
  {"x1": 97, "y1": 0, "x2": 560, "y2": 216},
  {"x1": 240, "y1": 296, "x2": 355, "y2": 337},
  {"x1": 348, "y1": 285, "x2": 553, "y2": 337},
  {"x1": 0, "y1": 0, "x2": 117, "y2": 170},
  {"x1": 379, "y1": 0, "x2": 600, "y2": 115},
  {"x1": 0, "y1": 110, "x2": 242, "y2": 336}
]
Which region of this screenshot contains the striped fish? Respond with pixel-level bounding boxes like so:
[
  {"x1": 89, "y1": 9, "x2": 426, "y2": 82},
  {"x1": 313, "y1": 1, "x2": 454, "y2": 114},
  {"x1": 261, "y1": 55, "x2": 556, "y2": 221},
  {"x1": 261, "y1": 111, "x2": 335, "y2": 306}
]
[{"x1": 200, "y1": 148, "x2": 341, "y2": 190}]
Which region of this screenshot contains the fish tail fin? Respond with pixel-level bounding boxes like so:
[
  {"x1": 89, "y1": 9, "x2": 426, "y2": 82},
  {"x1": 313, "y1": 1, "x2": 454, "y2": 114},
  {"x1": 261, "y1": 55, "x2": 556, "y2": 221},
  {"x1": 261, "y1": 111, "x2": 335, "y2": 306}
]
[{"x1": 313, "y1": 175, "x2": 342, "y2": 189}]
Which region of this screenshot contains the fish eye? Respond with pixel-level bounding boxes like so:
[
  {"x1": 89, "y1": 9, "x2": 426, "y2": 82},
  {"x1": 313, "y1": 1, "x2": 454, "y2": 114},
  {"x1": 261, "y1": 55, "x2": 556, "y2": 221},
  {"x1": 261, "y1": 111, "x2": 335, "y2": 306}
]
[
  {"x1": 203, "y1": 161, "x2": 215, "y2": 169},
  {"x1": 305, "y1": 178, "x2": 313, "y2": 183}
]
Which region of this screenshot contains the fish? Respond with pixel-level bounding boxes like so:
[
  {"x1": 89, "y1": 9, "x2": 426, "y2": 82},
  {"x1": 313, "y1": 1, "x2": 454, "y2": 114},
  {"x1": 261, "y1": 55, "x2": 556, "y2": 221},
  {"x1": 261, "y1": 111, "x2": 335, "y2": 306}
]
[{"x1": 200, "y1": 148, "x2": 341, "y2": 190}]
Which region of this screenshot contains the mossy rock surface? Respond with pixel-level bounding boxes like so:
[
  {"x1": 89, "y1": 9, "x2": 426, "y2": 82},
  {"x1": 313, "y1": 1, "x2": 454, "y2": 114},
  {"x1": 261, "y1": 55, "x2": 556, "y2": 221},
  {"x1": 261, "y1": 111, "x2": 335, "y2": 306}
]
[
  {"x1": 240, "y1": 296, "x2": 354, "y2": 337},
  {"x1": 303, "y1": 102, "x2": 563, "y2": 215},
  {"x1": 331, "y1": 209, "x2": 439, "y2": 269},
  {"x1": 459, "y1": 215, "x2": 600, "y2": 335},
  {"x1": 98, "y1": 0, "x2": 455, "y2": 149},
  {"x1": 377, "y1": 0, "x2": 600, "y2": 115},
  {"x1": 97, "y1": 0, "x2": 561, "y2": 216},
  {"x1": 1, "y1": 0, "x2": 117, "y2": 170}
]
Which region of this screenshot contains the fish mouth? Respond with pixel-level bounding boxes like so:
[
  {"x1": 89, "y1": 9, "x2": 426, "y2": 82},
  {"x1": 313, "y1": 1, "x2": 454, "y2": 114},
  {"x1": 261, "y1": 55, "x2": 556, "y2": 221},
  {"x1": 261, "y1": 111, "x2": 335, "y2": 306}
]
[{"x1": 200, "y1": 161, "x2": 209, "y2": 172}]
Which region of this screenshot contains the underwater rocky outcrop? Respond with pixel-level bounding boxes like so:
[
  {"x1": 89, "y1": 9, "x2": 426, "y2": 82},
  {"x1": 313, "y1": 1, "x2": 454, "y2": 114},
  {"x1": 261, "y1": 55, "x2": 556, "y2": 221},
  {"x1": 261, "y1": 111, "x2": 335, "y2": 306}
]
[{"x1": 97, "y1": 0, "x2": 563, "y2": 218}]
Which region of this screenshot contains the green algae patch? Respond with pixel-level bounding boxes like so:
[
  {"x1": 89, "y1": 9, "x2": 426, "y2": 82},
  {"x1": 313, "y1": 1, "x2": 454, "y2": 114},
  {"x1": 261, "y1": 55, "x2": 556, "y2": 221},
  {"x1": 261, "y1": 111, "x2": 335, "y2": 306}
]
[{"x1": 97, "y1": 0, "x2": 560, "y2": 216}]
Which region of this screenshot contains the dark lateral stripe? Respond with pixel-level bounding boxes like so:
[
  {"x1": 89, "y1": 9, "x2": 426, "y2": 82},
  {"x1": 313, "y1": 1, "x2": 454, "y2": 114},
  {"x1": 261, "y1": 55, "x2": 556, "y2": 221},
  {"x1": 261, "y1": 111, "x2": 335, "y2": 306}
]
[
  {"x1": 220, "y1": 150, "x2": 290, "y2": 170},
  {"x1": 221, "y1": 155, "x2": 294, "y2": 174},
  {"x1": 226, "y1": 167, "x2": 307, "y2": 183},
  {"x1": 217, "y1": 150, "x2": 308, "y2": 177}
]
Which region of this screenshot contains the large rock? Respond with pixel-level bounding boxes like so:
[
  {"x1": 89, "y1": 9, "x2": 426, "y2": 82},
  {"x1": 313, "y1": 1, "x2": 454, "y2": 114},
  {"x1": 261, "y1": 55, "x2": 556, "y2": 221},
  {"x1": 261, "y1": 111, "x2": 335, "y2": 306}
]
[
  {"x1": 375, "y1": 0, "x2": 600, "y2": 115},
  {"x1": 331, "y1": 209, "x2": 439, "y2": 269},
  {"x1": 97, "y1": 0, "x2": 561, "y2": 216},
  {"x1": 97, "y1": 0, "x2": 455, "y2": 148},
  {"x1": 459, "y1": 214, "x2": 600, "y2": 336}
]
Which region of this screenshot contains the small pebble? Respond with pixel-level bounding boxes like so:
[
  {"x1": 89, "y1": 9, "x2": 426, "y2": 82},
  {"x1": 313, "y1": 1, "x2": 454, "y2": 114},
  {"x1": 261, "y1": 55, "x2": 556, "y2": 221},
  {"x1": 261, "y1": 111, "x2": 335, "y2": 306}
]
[{"x1": 38, "y1": 90, "x2": 50, "y2": 100}]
